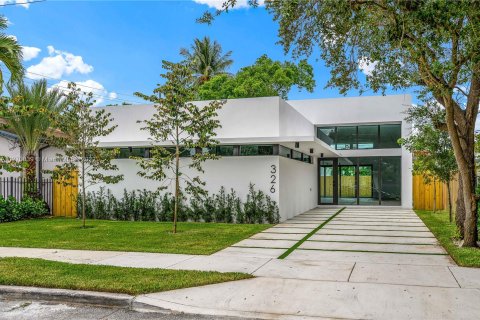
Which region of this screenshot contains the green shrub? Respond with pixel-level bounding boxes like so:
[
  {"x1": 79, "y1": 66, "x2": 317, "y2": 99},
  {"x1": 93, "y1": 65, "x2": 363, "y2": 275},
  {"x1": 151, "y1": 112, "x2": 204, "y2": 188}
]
[
  {"x1": 79, "y1": 184, "x2": 279, "y2": 224},
  {"x1": 0, "y1": 196, "x2": 48, "y2": 223}
]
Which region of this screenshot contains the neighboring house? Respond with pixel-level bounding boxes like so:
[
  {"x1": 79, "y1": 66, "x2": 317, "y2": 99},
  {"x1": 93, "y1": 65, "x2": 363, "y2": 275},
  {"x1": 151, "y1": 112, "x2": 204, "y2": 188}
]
[
  {"x1": 0, "y1": 131, "x2": 21, "y2": 178},
  {"x1": 5, "y1": 94, "x2": 413, "y2": 221}
]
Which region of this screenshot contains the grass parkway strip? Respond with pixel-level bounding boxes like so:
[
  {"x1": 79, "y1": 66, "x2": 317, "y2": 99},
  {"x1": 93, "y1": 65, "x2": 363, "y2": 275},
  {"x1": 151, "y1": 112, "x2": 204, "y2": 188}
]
[{"x1": 278, "y1": 207, "x2": 346, "y2": 259}]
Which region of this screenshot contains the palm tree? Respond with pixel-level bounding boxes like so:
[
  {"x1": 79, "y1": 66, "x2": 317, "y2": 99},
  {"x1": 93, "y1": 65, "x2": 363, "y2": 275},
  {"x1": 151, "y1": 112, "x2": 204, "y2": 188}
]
[
  {"x1": 180, "y1": 37, "x2": 233, "y2": 84},
  {"x1": 4, "y1": 79, "x2": 65, "y2": 195},
  {"x1": 0, "y1": 16, "x2": 23, "y2": 85}
]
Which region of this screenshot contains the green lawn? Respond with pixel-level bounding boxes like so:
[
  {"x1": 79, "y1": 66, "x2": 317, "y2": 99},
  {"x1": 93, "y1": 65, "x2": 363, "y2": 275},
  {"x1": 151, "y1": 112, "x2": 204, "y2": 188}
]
[
  {"x1": 0, "y1": 257, "x2": 251, "y2": 295},
  {"x1": 0, "y1": 218, "x2": 271, "y2": 255},
  {"x1": 416, "y1": 210, "x2": 480, "y2": 267}
]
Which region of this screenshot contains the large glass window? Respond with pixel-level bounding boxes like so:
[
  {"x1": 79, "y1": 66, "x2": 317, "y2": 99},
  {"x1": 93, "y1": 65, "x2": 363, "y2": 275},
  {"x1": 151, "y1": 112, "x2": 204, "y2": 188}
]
[
  {"x1": 336, "y1": 126, "x2": 357, "y2": 150},
  {"x1": 292, "y1": 150, "x2": 302, "y2": 161},
  {"x1": 117, "y1": 148, "x2": 148, "y2": 159},
  {"x1": 215, "y1": 145, "x2": 235, "y2": 156},
  {"x1": 358, "y1": 125, "x2": 378, "y2": 149},
  {"x1": 381, "y1": 156, "x2": 401, "y2": 205},
  {"x1": 279, "y1": 145, "x2": 291, "y2": 158},
  {"x1": 240, "y1": 145, "x2": 274, "y2": 156},
  {"x1": 317, "y1": 127, "x2": 336, "y2": 148},
  {"x1": 379, "y1": 124, "x2": 401, "y2": 148},
  {"x1": 316, "y1": 124, "x2": 401, "y2": 150}
]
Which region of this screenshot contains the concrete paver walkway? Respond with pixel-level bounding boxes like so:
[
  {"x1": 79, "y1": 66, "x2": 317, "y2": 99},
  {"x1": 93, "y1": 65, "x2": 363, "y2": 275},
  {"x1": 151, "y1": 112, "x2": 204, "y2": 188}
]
[{"x1": 1, "y1": 207, "x2": 480, "y2": 319}]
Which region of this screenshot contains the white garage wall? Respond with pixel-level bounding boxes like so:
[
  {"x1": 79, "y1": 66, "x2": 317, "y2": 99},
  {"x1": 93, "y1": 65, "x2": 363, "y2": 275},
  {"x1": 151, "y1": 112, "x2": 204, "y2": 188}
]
[{"x1": 278, "y1": 157, "x2": 317, "y2": 220}]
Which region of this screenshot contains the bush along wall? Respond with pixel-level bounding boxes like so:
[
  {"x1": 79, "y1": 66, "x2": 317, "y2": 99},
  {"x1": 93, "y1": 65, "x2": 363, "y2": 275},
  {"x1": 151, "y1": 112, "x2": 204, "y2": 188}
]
[
  {"x1": 0, "y1": 196, "x2": 49, "y2": 223},
  {"x1": 78, "y1": 183, "x2": 280, "y2": 224}
]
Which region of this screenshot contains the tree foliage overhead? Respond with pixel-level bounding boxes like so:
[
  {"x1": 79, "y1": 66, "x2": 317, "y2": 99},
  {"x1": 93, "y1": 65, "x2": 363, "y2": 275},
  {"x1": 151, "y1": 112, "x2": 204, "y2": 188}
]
[
  {"x1": 199, "y1": 0, "x2": 480, "y2": 247},
  {"x1": 0, "y1": 15, "x2": 23, "y2": 85},
  {"x1": 180, "y1": 36, "x2": 233, "y2": 85},
  {"x1": 198, "y1": 54, "x2": 315, "y2": 100}
]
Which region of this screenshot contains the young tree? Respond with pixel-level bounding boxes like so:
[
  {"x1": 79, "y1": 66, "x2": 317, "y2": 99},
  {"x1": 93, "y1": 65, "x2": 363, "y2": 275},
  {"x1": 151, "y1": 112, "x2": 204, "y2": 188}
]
[
  {"x1": 180, "y1": 36, "x2": 233, "y2": 85},
  {"x1": 400, "y1": 103, "x2": 457, "y2": 221},
  {"x1": 200, "y1": 0, "x2": 480, "y2": 247},
  {"x1": 51, "y1": 83, "x2": 123, "y2": 228},
  {"x1": 198, "y1": 54, "x2": 315, "y2": 100},
  {"x1": 135, "y1": 61, "x2": 224, "y2": 233}
]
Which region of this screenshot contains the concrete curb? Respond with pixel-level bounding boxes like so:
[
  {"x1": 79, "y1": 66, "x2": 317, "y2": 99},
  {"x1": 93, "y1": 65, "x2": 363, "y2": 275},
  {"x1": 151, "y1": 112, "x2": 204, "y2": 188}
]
[{"x1": 0, "y1": 285, "x2": 136, "y2": 308}]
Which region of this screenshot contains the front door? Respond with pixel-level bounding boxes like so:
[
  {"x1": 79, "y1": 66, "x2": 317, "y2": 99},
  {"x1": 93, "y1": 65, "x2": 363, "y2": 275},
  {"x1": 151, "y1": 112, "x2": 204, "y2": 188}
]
[{"x1": 318, "y1": 158, "x2": 370, "y2": 205}]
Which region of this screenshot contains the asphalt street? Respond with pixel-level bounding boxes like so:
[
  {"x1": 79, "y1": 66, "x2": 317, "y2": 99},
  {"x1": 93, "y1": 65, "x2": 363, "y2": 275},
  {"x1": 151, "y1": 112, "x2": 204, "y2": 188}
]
[{"x1": 0, "y1": 299, "x2": 252, "y2": 320}]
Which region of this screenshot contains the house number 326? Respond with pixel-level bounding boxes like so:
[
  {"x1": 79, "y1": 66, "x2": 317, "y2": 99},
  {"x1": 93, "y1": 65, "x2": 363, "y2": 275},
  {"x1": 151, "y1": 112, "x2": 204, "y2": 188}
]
[{"x1": 270, "y1": 164, "x2": 277, "y2": 193}]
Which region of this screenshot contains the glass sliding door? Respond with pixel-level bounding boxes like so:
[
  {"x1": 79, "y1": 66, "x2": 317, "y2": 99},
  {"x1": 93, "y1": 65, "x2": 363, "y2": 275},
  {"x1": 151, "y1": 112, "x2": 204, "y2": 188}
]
[
  {"x1": 338, "y1": 158, "x2": 357, "y2": 205},
  {"x1": 358, "y1": 157, "x2": 380, "y2": 205},
  {"x1": 319, "y1": 160, "x2": 334, "y2": 204},
  {"x1": 318, "y1": 156, "x2": 401, "y2": 206}
]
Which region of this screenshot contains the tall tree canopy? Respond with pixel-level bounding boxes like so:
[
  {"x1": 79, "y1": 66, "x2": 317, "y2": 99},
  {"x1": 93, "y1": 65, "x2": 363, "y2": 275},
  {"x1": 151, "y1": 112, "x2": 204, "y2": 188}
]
[
  {"x1": 201, "y1": 0, "x2": 480, "y2": 247},
  {"x1": 0, "y1": 16, "x2": 23, "y2": 85},
  {"x1": 198, "y1": 54, "x2": 315, "y2": 100},
  {"x1": 180, "y1": 36, "x2": 233, "y2": 85}
]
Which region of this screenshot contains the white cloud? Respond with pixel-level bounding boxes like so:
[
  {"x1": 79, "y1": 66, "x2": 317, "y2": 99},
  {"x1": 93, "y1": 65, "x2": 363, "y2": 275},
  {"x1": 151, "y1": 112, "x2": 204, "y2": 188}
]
[
  {"x1": 26, "y1": 46, "x2": 93, "y2": 79},
  {"x1": 22, "y1": 46, "x2": 41, "y2": 61},
  {"x1": 0, "y1": 0, "x2": 32, "y2": 9},
  {"x1": 192, "y1": 0, "x2": 264, "y2": 10},
  {"x1": 358, "y1": 57, "x2": 378, "y2": 76},
  {"x1": 51, "y1": 79, "x2": 118, "y2": 106}
]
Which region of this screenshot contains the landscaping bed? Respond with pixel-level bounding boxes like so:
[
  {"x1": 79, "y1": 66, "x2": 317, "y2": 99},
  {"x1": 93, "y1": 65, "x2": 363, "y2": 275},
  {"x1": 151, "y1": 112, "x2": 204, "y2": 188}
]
[
  {"x1": 0, "y1": 218, "x2": 271, "y2": 255},
  {"x1": 0, "y1": 257, "x2": 251, "y2": 294},
  {"x1": 416, "y1": 210, "x2": 480, "y2": 267}
]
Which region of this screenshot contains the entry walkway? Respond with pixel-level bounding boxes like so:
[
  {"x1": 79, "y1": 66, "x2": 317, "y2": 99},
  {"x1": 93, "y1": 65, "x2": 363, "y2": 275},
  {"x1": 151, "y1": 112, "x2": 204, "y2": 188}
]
[
  {"x1": 137, "y1": 207, "x2": 480, "y2": 319},
  {"x1": 1, "y1": 207, "x2": 480, "y2": 319}
]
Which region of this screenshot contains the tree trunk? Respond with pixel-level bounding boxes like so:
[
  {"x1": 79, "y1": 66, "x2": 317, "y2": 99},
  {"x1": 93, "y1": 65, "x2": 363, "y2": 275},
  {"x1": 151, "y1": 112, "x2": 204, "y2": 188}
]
[
  {"x1": 447, "y1": 180, "x2": 452, "y2": 223},
  {"x1": 444, "y1": 98, "x2": 478, "y2": 247},
  {"x1": 456, "y1": 175, "x2": 466, "y2": 237},
  {"x1": 25, "y1": 152, "x2": 37, "y2": 198},
  {"x1": 82, "y1": 160, "x2": 86, "y2": 229},
  {"x1": 173, "y1": 145, "x2": 180, "y2": 234}
]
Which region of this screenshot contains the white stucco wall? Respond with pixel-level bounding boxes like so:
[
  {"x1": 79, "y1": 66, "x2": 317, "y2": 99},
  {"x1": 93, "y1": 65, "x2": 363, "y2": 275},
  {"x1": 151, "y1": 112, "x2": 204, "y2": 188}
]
[
  {"x1": 278, "y1": 157, "x2": 317, "y2": 220},
  {"x1": 0, "y1": 136, "x2": 21, "y2": 178}
]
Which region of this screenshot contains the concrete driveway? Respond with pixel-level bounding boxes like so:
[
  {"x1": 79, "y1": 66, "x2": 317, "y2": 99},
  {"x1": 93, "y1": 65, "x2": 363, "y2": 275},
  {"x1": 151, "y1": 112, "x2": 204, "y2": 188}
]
[{"x1": 138, "y1": 207, "x2": 480, "y2": 320}]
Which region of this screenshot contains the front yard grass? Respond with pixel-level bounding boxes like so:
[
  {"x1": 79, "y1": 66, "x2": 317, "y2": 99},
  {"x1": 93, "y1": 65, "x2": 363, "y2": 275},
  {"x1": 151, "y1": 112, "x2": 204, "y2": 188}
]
[
  {"x1": 0, "y1": 257, "x2": 251, "y2": 294},
  {"x1": 416, "y1": 210, "x2": 480, "y2": 267},
  {"x1": 0, "y1": 218, "x2": 271, "y2": 255}
]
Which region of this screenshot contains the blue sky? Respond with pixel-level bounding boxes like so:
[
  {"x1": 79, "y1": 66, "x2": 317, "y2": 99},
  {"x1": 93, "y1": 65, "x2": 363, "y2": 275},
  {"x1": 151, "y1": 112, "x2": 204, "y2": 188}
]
[{"x1": 3, "y1": 0, "x2": 414, "y2": 106}]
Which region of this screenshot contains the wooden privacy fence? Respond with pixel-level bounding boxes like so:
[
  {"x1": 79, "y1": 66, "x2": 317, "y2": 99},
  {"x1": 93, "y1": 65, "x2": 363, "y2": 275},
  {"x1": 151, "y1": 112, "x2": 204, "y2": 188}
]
[
  {"x1": 0, "y1": 173, "x2": 78, "y2": 217},
  {"x1": 52, "y1": 171, "x2": 78, "y2": 217},
  {"x1": 412, "y1": 174, "x2": 459, "y2": 211}
]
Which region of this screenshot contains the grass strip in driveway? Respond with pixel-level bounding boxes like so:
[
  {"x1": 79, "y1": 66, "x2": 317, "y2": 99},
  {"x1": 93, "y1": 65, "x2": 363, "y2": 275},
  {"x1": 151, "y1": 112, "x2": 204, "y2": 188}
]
[
  {"x1": 416, "y1": 210, "x2": 480, "y2": 267},
  {"x1": 278, "y1": 207, "x2": 345, "y2": 259},
  {"x1": 0, "y1": 257, "x2": 252, "y2": 295},
  {"x1": 0, "y1": 218, "x2": 271, "y2": 255}
]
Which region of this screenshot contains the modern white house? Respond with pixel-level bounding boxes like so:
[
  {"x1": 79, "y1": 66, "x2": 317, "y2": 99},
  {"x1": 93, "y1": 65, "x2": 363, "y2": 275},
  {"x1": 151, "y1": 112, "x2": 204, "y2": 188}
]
[{"x1": 0, "y1": 94, "x2": 412, "y2": 221}]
